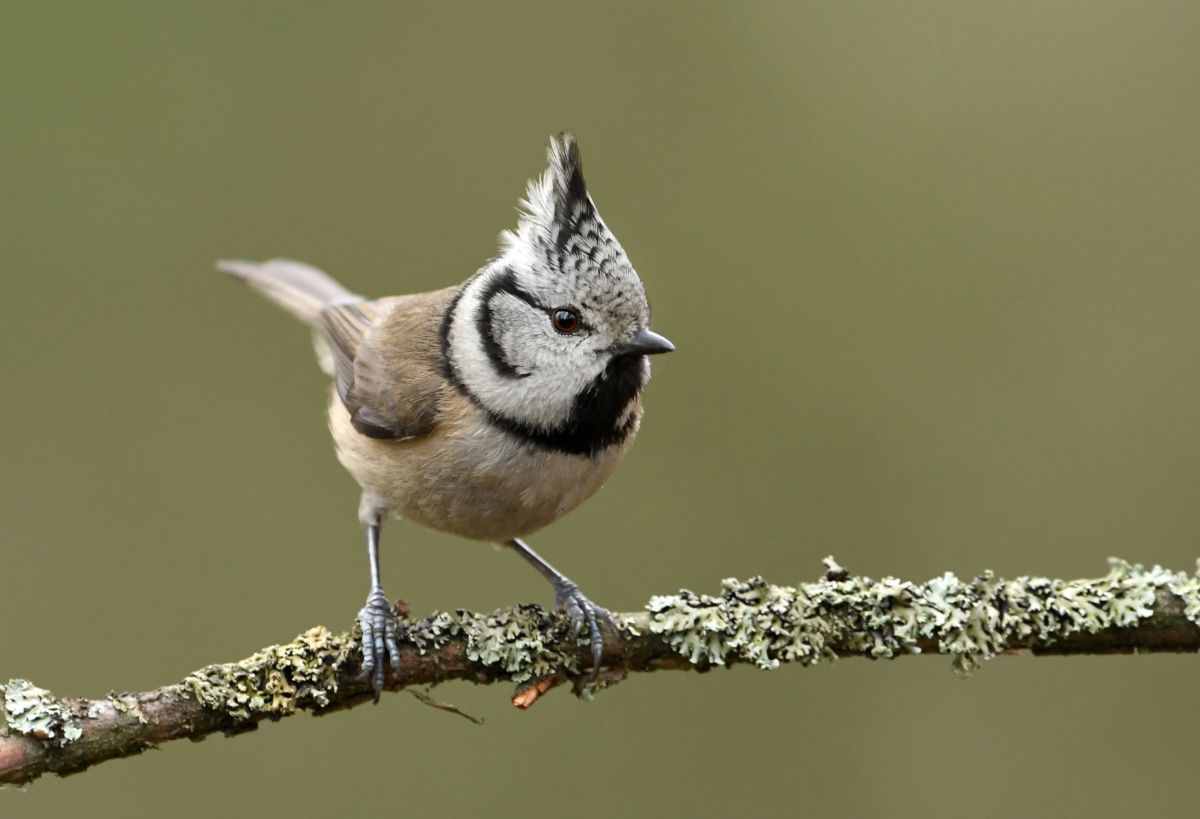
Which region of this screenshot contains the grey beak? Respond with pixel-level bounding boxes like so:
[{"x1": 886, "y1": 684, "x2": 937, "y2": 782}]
[{"x1": 617, "y1": 328, "x2": 675, "y2": 357}]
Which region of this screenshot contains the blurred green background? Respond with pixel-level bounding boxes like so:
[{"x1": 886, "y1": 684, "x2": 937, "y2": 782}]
[{"x1": 2, "y1": 1, "x2": 1199, "y2": 816}]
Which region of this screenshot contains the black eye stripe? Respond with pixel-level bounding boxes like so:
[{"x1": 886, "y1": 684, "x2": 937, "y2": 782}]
[
  {"x1": 492, "y1": 270, "x2": 593, "y2": 333},
  {"x1": 494, "y1": 275, "x2": 548, "y2": 312}
]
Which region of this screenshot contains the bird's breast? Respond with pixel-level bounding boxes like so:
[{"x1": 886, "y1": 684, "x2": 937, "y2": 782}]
[{"x1": 328, "y1": 391, "x2": 638, "y2": 541}]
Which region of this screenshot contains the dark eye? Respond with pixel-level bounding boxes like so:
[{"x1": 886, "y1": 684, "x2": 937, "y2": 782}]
[{"x1": 551, "y1": 308, "x2": 580, "y2": 335}]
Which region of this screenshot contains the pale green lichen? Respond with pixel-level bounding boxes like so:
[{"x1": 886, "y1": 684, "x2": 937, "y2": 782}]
[
  {"x1": 1168, "y1": 560, "x2": 1200, "y2": 624},
  {"x1": 408, "y1": 603, "x2": 579, "y2": 683},
  {"x1": 182, "y1": 606, "x2": 582, "y2": 720},
  {"x1": 183, "y1": 625, "x2": 347, "y2": 721},
  {"x1": 2, "y1": 679, "x2": 81, "y2": 742},
  {"x1": 647, "y1": 559, "x2": 1200, "y2": 674},
  {"x1": 179, "y1": 560, "x2": 1200, "y2": 720}
]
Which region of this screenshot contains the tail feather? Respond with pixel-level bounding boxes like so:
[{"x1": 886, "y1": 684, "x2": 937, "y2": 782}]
[{"x1": 217, "y1": 258, "x2": 358, "y2": 327}]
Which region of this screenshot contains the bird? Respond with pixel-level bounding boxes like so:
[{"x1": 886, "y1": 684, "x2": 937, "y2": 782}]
[{"x1": 218, "y1": 134, "x2": 673, "y2": 696}]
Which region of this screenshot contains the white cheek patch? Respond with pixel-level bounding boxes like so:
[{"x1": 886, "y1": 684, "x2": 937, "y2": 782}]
[
  {"x1": 491, "y1": 293, "x2": 560, "y2": 372},
  {"x1": 449, "y1": 270, "x2": 602, "y2": 431}
]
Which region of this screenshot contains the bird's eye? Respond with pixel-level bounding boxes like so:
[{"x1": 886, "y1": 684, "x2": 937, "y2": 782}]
[{"x1": 551, "y1": 308, "x2": 580, "y2": 335}]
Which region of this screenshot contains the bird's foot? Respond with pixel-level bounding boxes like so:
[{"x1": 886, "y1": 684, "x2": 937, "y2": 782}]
[
  {"x1": 553, "y1": 578, "x2": 617, "y2": 678},
  {"x1": 356, "y1": 587, "x2": 402, "y2": 699}
]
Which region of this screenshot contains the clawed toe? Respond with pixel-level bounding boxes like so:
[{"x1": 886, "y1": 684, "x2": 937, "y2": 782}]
[
  {"x1": 553, "y1": 580, "x2": 614, "y2": 679},
  {"x1": 357, "y1": 588, "x2": 402, "y2": 699}
]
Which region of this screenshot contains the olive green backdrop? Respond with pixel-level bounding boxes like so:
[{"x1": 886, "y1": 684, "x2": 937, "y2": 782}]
[{"x1": 3, "y1": 2, "x2": 1199, "y2": 816}]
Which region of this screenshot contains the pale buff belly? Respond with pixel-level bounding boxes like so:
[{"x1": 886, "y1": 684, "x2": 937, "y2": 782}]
[{"x1": 328, "y1": 394, "x2": 634, "y2": 541}]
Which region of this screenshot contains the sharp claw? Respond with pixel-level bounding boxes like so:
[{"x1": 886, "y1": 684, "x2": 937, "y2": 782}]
[
  {"x1": 552, "y1": 581, "x2": 614, "y2": 680},
  {"x1": 587, "y1": 611, "x2": 604, "y2": 678}
]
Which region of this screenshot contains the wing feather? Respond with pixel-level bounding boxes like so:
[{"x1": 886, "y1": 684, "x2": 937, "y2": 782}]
[{"x1": 317, "y1": 287, "x2": 459, "y2": 440}]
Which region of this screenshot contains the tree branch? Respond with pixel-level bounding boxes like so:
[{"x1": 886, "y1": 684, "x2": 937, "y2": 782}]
[{"x1": 4, "y1": 558, "x2": 1200, "y2": 786}]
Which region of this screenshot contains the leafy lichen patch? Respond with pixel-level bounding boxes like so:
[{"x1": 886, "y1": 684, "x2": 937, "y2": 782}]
[
  {"x1": 1168, "y1": 560, "x2": 1200, "y2": 625},
  {"x1": 647, "y1": 559, "x2": 1200, "y2": 674},
  {"x1": 408, "y1": 604, "x2": 579, "y2": 683},
  {"x1": 182, "y1": 606, "x2": 591, "y2": 719},
  {"x1": 177, "y1": 560, "x2": 1200, "y2": 721},
  {"x1": 183, "y1": 626, "x2": 347, "y2": 721},
  {"x1": 2, "y1": 679, "x2": 81, "y2": 742}
]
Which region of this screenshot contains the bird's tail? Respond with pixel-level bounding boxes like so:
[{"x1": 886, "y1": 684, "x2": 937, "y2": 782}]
[{"x1": 217, "y1": 258, "x2": 358, "y2": 327}]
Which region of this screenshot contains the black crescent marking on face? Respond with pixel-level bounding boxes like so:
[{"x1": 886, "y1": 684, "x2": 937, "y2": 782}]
[{"x1": 475, "y1": 269, "x2": 533, "y2": 380}]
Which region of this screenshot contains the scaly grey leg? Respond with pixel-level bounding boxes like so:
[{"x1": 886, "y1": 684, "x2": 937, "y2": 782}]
[
  {"x1": 504, "y1": 537, "x2": 616, "y2": 677},
  {"x1": 356, "y1": 521, "x2": 401, "y2": 698}
]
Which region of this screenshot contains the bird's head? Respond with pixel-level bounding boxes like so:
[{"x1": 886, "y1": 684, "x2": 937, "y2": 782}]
[{"x1": 444, "y1": 133, "x2": 672, "y2": 456}]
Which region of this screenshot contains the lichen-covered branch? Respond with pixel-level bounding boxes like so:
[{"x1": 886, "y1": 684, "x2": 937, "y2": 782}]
[{"x1": 4, "y1": 559, "x2": 1200, "y2": 786}]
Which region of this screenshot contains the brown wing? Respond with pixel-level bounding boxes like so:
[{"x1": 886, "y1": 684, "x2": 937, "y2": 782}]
[{"x1": 318, "y1": 286, "x2": 460, "y2": 440}]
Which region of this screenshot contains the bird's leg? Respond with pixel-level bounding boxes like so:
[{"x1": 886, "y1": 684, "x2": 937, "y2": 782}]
[
  {"x1": 504, "y1": 537, "x2": 616, "y2": 677},
  {"x1": 356, "y1": 520, "x2": 401, "y2": 698}
]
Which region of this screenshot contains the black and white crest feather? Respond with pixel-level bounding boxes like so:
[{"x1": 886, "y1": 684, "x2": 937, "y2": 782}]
[
  {"x1": 550, "y1": 134, "x2": 591, "y2": 226},
  {"x1": 502, "y1": 133, "x2": 595, "y2": 256}
]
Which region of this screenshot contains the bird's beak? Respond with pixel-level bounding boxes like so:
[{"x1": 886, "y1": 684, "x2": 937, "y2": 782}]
[{"x1": 616, "y1": 328, "x2": 675, "y2": 356}]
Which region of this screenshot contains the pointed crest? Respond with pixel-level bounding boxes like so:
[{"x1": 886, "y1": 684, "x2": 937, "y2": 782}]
[
  {"x1": 545, "y1": 132, "x2": 589, "y2": 224},
  {"x1": 503, "y1": 133, "x2": 595, "y2": 252}
]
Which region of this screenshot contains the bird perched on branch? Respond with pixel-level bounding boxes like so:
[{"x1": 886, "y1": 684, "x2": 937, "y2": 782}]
[{"x1": 219, "y1": 134, "x2": 674, "y2": 695}]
